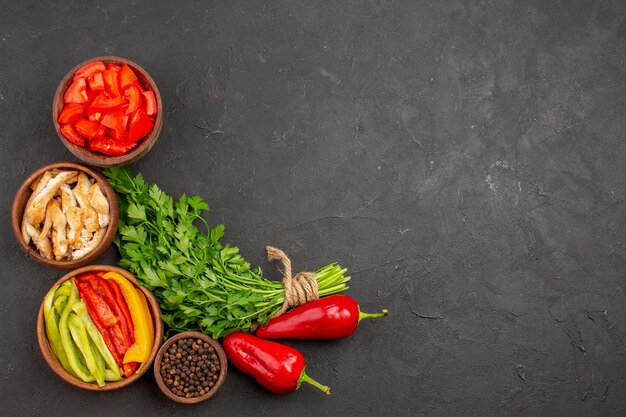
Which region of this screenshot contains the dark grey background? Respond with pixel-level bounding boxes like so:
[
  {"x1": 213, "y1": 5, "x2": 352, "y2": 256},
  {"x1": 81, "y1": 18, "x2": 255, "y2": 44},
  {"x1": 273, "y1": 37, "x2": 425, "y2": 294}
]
[{"x1": 1, "y1": 1, "x2": 625, "y2": 416}]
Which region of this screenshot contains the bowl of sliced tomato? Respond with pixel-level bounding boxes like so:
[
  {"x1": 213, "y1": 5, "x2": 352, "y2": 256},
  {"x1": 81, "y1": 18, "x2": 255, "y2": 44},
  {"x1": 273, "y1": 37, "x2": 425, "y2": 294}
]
[{"x1": 53, "y1": 56, "x2": 163, "y2": 167}]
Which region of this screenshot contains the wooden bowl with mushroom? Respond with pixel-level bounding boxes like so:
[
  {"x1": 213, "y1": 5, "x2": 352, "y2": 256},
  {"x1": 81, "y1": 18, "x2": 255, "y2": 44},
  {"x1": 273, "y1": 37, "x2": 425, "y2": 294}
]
[{"x1": 11, "y1": 161, "x2": 118, "y2": 268}]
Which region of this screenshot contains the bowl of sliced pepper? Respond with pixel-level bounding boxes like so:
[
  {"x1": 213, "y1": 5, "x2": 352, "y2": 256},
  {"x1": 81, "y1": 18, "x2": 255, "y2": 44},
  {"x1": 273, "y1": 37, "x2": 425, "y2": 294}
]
[
  {"x1": 36, "y1": 265, "x2": 163, "y2": 390},
  {"x1": 52, "y1": 56, "x2": 163, "y2": 167}
]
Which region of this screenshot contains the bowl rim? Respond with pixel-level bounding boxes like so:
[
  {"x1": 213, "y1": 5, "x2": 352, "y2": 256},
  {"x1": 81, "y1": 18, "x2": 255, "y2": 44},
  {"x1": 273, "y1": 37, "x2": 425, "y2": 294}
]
[
  {"x1": 11, "y1": 161, "x2": 119, "y2": 269},
  {"x1": 153, "y1": 331, "x2": 228, "y2": 404},
  {"x1": 36, "y1": 265, "x2": 164, "y2": 391},
  {"x1": 52, "y1": 55, "x2": 163, "y2": 167}
]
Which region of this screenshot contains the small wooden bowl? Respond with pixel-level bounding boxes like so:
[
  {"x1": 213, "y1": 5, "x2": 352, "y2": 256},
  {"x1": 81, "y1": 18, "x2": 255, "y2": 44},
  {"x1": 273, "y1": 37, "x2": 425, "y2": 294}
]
[
  {"x1": 52, "y1": 56, "x2": 163, "y2": 167},
  {"x1": 11, "y1": 161, "x2": 119, "y2": 269},
  {"x1": 154, "y1": 331, "x2": 228, "y2": 404},
  {"x1": 37, "y1": 265, "x2": 164, "y2": 390}
]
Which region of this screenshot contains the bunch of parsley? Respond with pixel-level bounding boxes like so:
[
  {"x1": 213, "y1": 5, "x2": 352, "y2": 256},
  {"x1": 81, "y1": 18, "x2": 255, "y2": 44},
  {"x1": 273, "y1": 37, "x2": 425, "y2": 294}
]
[{"x1": 103, "y1": 167, "x2": 350, "y2": 338}]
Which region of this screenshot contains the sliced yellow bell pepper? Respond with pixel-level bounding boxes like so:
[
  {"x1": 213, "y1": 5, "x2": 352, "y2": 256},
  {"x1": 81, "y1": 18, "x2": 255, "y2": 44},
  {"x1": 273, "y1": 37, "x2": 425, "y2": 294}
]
[{"x1": 102, "y1": 272, "x2": 153, "y2": 364}]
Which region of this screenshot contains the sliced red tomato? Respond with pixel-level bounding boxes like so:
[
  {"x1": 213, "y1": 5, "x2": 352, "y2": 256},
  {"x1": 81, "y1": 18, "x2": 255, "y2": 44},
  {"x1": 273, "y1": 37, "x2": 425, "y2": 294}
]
[
  {"x1": 87, "y1": 93, "x2": 125, "y2": 113},
  {"x1": 124, "y1": 84, "x2": 142, "y2": 115},
  {"x1": 60, "y1": 124, "x2": 85, "y2": 147},
  {"x1": 94, "y1": 123, "x2": 108, "y2": 139},
  {"x1": 88, "y1": 112, "x2": 102, "y2": 121},
  {"x1": 88, "y1": 71, "x2": 104, "y2": 91},
  {"x1": 74, "y1": 119, "x2": 102, "y2": 139},
  {"x1": 107, "y1": 64, "x2": 121, "y2": 72},
  {"x1": 88, "y1": 136, "x2": 137, "y2": 156},
  {"x1": 103, "y1": 69, "x2": 121, "y2": 97},
  {"x1": 128, "y1": 109, "x2": 154, "y2": 143},
  {"x1": 108, "y1": 127, "x2": 128, "y2": 142},
  {"x1": 101, "y1": 113, "x2": 128, "y2": 134},
  {"x1": 58, "y1": 103, "x2": 85, "y2": 124},
  {"x1": 142, "y1": 91, "x2": 157, "y2": 116},
  {"x1": 63, "y1": 77, "x2": 88, "y2": 104},
  {"x1": 74, "y1": 61, "x2": 106, "y2": 80},
  {"x1": 119, "y1": 64, "x2": 138, "y2": 90}
]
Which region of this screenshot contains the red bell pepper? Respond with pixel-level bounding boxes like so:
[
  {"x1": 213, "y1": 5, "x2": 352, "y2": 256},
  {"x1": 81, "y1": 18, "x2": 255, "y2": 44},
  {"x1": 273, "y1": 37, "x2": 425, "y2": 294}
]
[
  {"x1": 60, "y1": 124, "x2": 85, "y2": 147},
  {"x1": 256, "y1": 295, "x2": 388, "y2": 340},
  {"x1": 122, "y1": 362, "x2": 138, "y2": 378},
  {"x1": 119, "y1": 64, "x2": 138, "y2": 90},
  {"x1": 58, "y1": 103, "x2": 85, "y2": 124},
  {"x1": 74, "y1": 61, "x2": 106, "y2": 80},
  {"x1": 223, "y1": 332, "x2": 330, "y2": 395},
  {"x1": 76, "y1": 281, "x2": 118, "y2": 327},
  {"x1": 142, "y1": 91, "x2": 157, "y2": 116},
  {"x1": 97, "y1": 278, "x2": 133, "y2": 346},
  {"x1": 106, "y1": 279, "x2": 134, "y2": 343},
  {"x1": 106, "y1": 63, "x2": 121, "y2": 72},
  {"x1": 63, "y1": 77, "x2": 88, "y2": 103},
  {"x1": 109, "y1": 323, "x2": 129, "y2": 358}
]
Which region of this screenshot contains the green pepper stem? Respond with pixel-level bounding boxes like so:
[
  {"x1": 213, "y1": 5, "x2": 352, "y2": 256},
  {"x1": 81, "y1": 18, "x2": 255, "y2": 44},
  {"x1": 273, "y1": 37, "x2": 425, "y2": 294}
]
[
  {"x1": 299, "y1": 370, "x2": 331, "y2": 395},
  {"x1": 358, "y1": 308, "x2": 389, "y2": 322}
]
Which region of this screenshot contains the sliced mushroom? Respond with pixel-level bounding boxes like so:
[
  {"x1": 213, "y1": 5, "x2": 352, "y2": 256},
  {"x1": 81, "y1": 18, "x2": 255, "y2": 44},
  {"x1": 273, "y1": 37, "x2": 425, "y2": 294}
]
[
  {"x1": 66, "y1": 206, "x2": 84, "y2": 247},
  {"x1": 24, "y1": 222, "x2": 53, "y2": 260},
  {"x1": 87, "y1": 183, "x2": 110, "y2": 228},
  {"x1": 59, "y1": 184, "x2": 78, "y2": 213},
  {"x1": 22, "y1": 171, "x2": 53, "y2": 243},
  {"x1": 24, "y1": 170, "x2": 77, "y2": 227},
  {"x1": 73, "y1": 172, "x2": 92, "y2": 209},
  {"x1": 72, "y1": 228, "x2": 105, "y2": 260},
  {"x1": 49, "y1": 200, "x2": 68, "y2": 261}
]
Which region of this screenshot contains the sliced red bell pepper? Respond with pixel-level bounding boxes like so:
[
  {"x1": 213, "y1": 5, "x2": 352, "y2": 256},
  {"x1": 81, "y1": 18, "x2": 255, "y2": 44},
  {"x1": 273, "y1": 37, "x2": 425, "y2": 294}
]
[
  {"x1": 74, "y1": 61, "x2": 106, "y2": 80},
  {"x1": 58, "y1": 103, "x2": 85, "y2": 124},
  {"x1": 74, "y1": 119, "x2": 102, "y2": 140},
  {"x1": 108, "y1": 324, "x2": 129, "y2": 358},
  {"x1": 98, "y1": 278, "x2": 133, "y2": 347},
  {"x1": 107, "y1": 64, "x2": 121, "y2": 72},
  {"x1": 63, "y1": 77, "x2": 88, "y2": 104},
  {"x1": 103, "y1": 69, "x2": 121, "y2": 97},
  {"x1": 142, "y1": 91, "x2": 157, "y2": 116},
  {"x1": 124, "y1": 84, "x2": 142, "y2": 115},
  {"x1": 88, "y1": 136, "x2": 137, "y2": 156},
  {"x1": 100, "y1": 113, "x2": 128, "y2": 135},
  {"x1": 76, "y1": 281, "x2": 119, "y2": 327},
  {"x1": 87, "y1": 93, "x2": 125, "y2": 113},
  {"x1": 122, "y1": 362, "x2": 138, "y2": 378},
  {"x1": 119, "y1": 64, "x2": 138, "y2": 90},
  {"x1": 128, "y1": 109, "x2": 154, "y2": 143},
  {"x1": 106, "y1": 279, "x2": 134, "y2": 343},
  {"x1": 87, "y1": 71, "x2": 104, "y2": 91},
  {"x1": 60, "y1": 124, "x2": 85, "y2": 147}
]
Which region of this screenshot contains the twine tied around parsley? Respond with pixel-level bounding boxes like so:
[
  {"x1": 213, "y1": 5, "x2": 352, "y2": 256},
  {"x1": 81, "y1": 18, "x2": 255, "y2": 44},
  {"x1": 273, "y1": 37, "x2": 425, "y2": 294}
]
[{"x1": 265, "y1": 246, "x2": 319, "y2": 317}]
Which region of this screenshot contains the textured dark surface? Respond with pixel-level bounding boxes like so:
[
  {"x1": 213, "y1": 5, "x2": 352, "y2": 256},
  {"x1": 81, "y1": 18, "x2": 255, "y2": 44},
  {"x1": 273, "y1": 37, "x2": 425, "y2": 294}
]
[{"x1": 1, "y1": 1, "x2": 625, "y2": 416}]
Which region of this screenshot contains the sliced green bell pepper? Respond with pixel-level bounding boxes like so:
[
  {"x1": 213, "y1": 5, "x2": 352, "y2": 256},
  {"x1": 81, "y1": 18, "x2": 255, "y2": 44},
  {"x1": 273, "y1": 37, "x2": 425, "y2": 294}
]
[
  {"x1": 43, "y1": 284, "x2": 75, "y2": 377},
  {"x1": 58, "y1": 279, "x2": 94, "y2": 383},
  {"x1": 68, "y1": 313, "x2": 104, "y2": 387},
  {"x1": 72, "y1": 301, "x2": 121, "y2": 381}
]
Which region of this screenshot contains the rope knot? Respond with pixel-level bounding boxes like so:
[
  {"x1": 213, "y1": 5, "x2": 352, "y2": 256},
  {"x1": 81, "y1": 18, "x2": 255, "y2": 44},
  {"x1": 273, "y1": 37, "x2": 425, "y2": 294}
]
[{"x1": 266, "y1": 246, "x2": 319, "y2": 317}]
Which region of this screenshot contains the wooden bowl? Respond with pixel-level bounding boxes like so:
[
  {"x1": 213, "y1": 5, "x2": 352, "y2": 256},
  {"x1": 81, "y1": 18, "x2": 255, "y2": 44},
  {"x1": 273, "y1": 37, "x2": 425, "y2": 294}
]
[
  {"x1": 11, "y1": 161, "x2": 119, "y2": 269},
  {"x1": 154, "y1": 331, "x2": 228, "y2": 404},
  {"x1": 36, "y1": 265, "x2": 164, "y2": 390},
  {"x1": 52, "y1": 56, "x2": 163, "y2": 167}
]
